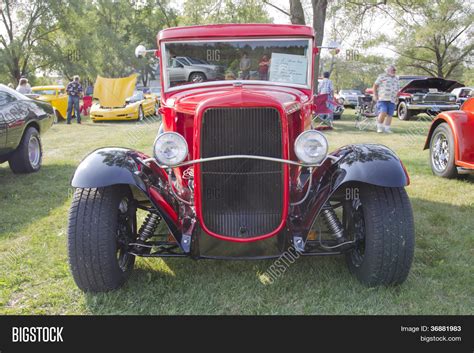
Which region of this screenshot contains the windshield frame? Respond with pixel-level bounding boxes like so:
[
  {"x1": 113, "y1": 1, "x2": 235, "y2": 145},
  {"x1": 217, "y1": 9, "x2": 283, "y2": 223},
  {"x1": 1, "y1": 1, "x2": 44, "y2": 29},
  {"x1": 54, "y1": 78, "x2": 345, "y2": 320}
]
[{"x1": 160, "y1": 37, "x2": 313, "y2": 93}]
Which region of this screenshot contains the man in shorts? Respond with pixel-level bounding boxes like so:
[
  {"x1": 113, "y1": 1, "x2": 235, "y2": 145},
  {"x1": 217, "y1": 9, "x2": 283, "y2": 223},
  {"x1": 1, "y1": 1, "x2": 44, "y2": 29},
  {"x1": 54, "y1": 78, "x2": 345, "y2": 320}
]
[{"x1": 373, "y1": 65, "x2": 399, "y2": 133}]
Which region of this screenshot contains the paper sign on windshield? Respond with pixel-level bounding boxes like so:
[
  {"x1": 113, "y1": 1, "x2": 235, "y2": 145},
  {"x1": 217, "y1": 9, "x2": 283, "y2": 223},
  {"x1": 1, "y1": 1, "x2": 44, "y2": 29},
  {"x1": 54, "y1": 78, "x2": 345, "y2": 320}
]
[{"x1": 269, "y1": 53, "x2": 308, "y2": 85}]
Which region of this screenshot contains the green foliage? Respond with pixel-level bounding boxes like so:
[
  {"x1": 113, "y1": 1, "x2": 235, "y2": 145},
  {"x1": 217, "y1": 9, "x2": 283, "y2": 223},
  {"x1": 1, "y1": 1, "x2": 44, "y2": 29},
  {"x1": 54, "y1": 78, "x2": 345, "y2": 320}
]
[
  {"x1": 327, "y1": 54, "x2": 390, "y2": 91},
  {"x1": 179, "y1": 0, "x2": 272, "y2": 25},
  {"x1": 334, "y1": 0, "x2": 473, "y2": 80},
  {"x1": 390, "y1": 0, "x2": 473, "y2": 79},
  {"x1": 0, "y1": 0, "x2": 177, "y2": 85},
  {"x1": 0, "y1": 0, "x2": 59, "y2": 83},
  {"x1": 1, "y1": 0, "x2": 270, "y2": 85}
]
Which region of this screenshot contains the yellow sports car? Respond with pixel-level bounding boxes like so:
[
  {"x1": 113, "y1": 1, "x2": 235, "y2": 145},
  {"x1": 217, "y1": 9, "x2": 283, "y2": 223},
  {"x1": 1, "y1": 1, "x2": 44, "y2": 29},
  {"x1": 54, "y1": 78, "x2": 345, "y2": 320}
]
[
  {"x1": 90, "y1": 90, "x2": 156, "y2": 122},
  {"x1": 31, "y1": 85, "x2": 69, "y2": 122}
]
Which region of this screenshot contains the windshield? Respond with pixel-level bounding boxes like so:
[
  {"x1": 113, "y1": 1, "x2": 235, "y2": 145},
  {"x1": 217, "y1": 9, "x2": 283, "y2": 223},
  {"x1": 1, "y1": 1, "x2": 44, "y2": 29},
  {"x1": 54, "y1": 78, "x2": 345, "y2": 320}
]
[
  {"x1": 32, "y1": 89, "x2": 57, "y2": 95},
  {"x1": 128, "y1": 91, "x2": 144, "y2": 102},
  {"x1": 184, "y1": 57, "x2": 209, "y2": 65},
  {"x1": 162, "y1": 38, "x2": 311, "y2": 91}
]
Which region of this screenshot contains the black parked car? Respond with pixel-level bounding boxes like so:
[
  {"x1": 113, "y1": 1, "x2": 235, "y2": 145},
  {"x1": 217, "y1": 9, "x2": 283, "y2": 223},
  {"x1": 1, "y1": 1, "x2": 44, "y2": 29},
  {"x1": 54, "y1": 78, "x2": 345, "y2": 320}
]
[
  {"x1": 396, "y1": 76, "x2": 462, "y2": 120},
  {"x1": 0, "y1": 84, "x2": 54, "y2": 173}
]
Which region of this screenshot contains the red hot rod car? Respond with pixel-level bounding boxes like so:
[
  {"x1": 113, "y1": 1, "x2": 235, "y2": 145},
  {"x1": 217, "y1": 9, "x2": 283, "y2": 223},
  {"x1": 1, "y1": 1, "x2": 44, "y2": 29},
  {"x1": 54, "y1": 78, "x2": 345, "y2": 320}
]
[
  {"x1": 425, "y1": 97, "x2": 474, "y2": 178},
  {"x1": 68, "y1": 24, "x2": 415, "y2": 292}
]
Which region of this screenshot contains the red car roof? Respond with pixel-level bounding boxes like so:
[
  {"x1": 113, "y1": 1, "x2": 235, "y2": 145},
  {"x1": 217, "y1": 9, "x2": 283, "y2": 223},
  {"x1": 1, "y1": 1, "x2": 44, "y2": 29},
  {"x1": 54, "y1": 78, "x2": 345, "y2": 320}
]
[{"x1": 158, "y1": 24, "x2": 315, "y2": 41}]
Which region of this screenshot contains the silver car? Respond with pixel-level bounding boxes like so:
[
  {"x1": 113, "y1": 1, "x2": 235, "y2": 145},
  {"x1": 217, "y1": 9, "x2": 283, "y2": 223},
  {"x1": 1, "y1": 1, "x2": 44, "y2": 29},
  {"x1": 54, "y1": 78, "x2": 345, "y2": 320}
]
[
  {"x1": 168, "y1": 56, "x2": 225, "y2": 84},
  {"x1": 338, "y1": 89, "x2": 362, "y2": 107}
]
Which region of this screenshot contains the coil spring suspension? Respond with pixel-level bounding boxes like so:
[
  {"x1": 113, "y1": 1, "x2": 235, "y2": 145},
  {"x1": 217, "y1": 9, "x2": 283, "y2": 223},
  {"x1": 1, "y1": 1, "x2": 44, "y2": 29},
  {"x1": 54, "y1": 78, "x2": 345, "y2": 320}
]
[
  {"x1": 321, "y1": 202, "x2": 344, "y2": 240},
  {"x1": 138, "y1": 212, "x2": 161, "y2": 242}
]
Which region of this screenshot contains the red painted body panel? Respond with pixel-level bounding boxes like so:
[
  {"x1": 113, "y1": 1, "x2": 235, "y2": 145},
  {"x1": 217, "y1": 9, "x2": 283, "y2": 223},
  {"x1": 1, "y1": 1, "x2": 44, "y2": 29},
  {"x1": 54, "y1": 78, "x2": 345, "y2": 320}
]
[
  {"x1": 152, "y1": 24, "x2": 316, "y2": 242},
  {"x1": 159, "y1": 85, "x2": 312, "y2": 242},
  {"x1": 149, "y1": 187, "x2": 179, "y2": 224},
  {"x1": 425, "y1": 98, "x2": 474, "y2": 168},
  {"x1": 158, "y1": 24, "x2": 314, "y2": 42}
]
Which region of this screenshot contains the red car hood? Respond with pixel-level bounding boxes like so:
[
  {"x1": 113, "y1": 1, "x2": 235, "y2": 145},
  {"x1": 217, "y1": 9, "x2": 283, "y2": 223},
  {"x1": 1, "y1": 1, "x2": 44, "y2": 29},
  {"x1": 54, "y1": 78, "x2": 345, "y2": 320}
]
[{"x1": 163, "y1": 84, "x2": 312, "y2": 115}]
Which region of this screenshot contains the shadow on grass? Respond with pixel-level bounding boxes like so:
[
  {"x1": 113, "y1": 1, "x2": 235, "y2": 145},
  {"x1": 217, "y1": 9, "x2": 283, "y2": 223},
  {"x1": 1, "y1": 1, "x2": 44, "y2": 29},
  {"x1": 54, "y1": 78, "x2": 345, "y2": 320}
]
[
  {"x1": 83, "y1": 195, "x2": 473, "y2": 314},
  {"x1": 0, "y1": 164, "x2": 76, "y2": 237},
  {"x1": 330, "y1": 117, "x2": 434, "y2": 136}
]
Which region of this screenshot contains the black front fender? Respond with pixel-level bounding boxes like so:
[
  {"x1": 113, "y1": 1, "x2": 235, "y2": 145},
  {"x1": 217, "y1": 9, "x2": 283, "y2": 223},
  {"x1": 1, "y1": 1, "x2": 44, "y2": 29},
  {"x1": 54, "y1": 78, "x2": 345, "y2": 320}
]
[
  {"x1": 71, "y1": 147, "x2": 183, "y2": 243},
  {"x1": 71, "y1": 147, "x2": 147, "y2": 192},
  {"x1": 330, "y1": 144, "x2": 409, "y2": 188},
  {"x1": 291, "y1": 144, "x2": 409, "y2": 236}
]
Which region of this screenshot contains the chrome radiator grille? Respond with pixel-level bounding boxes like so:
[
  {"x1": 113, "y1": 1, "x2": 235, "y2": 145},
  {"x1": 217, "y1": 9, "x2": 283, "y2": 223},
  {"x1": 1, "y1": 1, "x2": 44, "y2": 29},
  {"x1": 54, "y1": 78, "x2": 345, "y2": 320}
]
[{"x1": 200, "y1": 107, "x2": 284, "y2": 238}]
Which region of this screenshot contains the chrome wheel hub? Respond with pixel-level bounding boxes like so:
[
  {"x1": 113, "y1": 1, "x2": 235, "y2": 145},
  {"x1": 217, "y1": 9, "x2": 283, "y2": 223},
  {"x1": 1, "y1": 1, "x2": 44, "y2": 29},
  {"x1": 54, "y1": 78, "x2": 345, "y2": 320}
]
[
  {"x1": 28, "y1": 136, "x2": 41, "y2": 168},
  {"x1": 432, "y1": 133, "x2": 449, "y2": 171}
]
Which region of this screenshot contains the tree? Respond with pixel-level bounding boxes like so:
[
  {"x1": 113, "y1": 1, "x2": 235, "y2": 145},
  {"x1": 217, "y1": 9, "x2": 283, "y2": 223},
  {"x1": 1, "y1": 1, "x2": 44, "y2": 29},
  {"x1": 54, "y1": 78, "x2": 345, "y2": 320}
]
[
  {"x1": 340, "y1": 0, "x2": 473, "y2": 80},
  {"x1": 0, "y1": 0, "x2": 59, "y2": 84},
  {"x1": 391, "y1": 0, "x2": 473, "y2": 79},
  {"x1": 36, "y1": 0, "x2": 177, "y2": 85},
  {"x1": 180, "y1": 0, "x2": 272, "y2": 25},
  {"x1": 263, "y1": 0, "x2": 329, "y2": 87}
]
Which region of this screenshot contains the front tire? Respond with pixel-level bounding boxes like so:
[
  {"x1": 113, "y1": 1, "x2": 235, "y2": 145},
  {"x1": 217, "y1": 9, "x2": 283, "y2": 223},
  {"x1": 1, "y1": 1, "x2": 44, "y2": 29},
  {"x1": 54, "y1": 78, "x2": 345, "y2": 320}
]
[
  {"x1": 397, "y1": 101, "x2": 413, "y2": 120},
  {"x1": 429, "y1": 123, "x2": 457, "y2": 178},
  {"x1": 345, "y1": 185, "x2": 415, "y2": 286},
  {"x1": 68, "y1": 186, "x2": 137, "y2": 292},
  {"x1": 8, "y1": 127, "x2": 42, "y2": 174}
]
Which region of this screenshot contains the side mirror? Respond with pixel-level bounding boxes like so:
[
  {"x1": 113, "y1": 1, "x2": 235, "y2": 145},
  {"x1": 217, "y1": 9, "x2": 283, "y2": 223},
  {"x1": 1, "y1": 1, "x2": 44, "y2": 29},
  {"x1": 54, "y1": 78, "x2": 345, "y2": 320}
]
[
  {"x1": 327, "y1": 41, "x2": 340, "y2": 50},
  {"x1": 135, "y1": 45, "x2": 147, "y2": 58},
  {"x1": 328, "y1": 41, "x2": 341, "y2": 55}
]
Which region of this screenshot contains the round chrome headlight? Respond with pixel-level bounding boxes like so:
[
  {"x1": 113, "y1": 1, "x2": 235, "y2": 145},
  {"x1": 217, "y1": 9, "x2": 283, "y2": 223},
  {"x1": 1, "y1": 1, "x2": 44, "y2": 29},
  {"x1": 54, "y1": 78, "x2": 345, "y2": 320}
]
[
  {"x1": 294, "y1": 130, "x2": 328, "y2": 165},
  {"x1": 153, "y1": 132, "x2": 188, "y2": 166}
]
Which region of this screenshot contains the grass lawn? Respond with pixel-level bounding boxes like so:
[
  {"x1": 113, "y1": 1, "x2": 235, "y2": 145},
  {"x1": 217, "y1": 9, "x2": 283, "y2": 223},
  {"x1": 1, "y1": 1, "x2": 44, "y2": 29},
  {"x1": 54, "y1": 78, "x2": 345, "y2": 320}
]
[{"x1": 0, "y1": 110, "x2": 473, "y2": 315}]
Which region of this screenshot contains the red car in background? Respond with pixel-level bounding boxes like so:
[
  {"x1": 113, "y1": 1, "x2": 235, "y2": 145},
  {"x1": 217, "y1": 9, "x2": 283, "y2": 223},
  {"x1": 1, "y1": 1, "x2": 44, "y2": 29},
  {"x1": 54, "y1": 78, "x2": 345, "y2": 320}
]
[{"x1": 425, "y1": 97, "x2": 474, "y2": 178}]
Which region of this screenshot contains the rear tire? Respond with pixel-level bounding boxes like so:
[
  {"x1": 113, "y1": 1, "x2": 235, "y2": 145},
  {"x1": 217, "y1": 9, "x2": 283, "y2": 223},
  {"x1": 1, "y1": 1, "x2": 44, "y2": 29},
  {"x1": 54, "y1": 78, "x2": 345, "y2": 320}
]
[
  {"x1": 8, "y1": 127, "x2": 42, "y2": 174},
  {"x1": 54, "y1": 110, "x2": 63, "y2": 123},
  {"x1": 68, "y1": 186, "x2": 137, "y2": 292},
  {"x1": 345, "y1": 185, "x2": 415, "y2": 286}
]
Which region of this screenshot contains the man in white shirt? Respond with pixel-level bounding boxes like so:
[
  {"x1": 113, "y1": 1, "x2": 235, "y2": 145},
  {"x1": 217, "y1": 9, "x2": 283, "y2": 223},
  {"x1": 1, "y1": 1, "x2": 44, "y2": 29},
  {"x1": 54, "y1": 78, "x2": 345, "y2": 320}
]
[
  {"x1": 373, "y1": 65, "x2": 399, "y2": 133},
  {"x1": 16, "y1": 78, "x2": 32, "y2": 95}
]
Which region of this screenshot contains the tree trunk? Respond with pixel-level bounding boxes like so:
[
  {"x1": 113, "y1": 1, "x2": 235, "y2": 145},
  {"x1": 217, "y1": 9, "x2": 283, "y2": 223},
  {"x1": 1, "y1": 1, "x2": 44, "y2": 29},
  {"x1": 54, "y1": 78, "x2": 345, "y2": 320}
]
[
  {"x1": 288, "y1": 0, "x2": 328, "y2": 89},
  {"x1": 289, "y1": 0, "x2": 306, "y2": 24},
  {"x1": 312, "y1": 0, "x2": 328, "y2": 89}
]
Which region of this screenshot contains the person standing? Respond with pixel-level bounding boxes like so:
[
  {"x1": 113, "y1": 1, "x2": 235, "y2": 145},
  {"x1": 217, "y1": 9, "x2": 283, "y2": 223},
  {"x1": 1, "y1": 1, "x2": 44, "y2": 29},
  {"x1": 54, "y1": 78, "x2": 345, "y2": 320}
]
[
  {"x1": 239, "y1": 52, "x2": 251, "y2": 80},
  {"x1": 258, "y1": 55, "x2": 270, "y2": 80},
  {"x1": 373, "y1": 65, "x2": 399, "y2": 133},
  {"x1": 66, "y1": 75, "x2": 83, "y2": 124},
  {"x1": 318, "y1": 71, "x2": 335, "y2": 127},
  {"x1": 16, "y1": 78, "x2": 32, "y2": 95}
]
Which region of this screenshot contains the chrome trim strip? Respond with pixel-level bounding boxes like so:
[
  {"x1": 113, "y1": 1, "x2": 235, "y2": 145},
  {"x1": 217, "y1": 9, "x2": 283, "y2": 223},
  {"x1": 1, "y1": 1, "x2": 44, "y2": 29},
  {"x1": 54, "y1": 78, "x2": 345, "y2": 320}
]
[
  {"x1": 406, "y1": 103, "x2": 459, "y2": 110},
  {"x1": 456, "y1": 167, "x2": 474, "y2": 175},
  {"x1": 141, "y1": 154, "x2": 339, "y2": 169}
]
